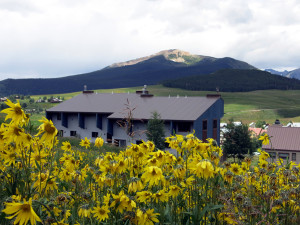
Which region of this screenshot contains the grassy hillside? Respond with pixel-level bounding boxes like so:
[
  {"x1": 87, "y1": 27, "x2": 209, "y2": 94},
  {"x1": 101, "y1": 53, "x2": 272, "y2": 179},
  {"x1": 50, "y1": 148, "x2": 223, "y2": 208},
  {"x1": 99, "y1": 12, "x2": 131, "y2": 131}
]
[{"x1": 27, "y1": 85, "x2": 300, "y2": 125}]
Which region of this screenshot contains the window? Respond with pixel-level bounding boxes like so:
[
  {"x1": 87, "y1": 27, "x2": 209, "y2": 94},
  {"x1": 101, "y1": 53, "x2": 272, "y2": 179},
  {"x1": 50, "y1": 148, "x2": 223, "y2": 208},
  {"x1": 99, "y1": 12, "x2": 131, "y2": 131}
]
[
  {"x1": 107, "y1": 133, "x2": 112, "y2": 143},
  {"x1": 213, "y1": 119, "x2": 218, "y2": 140},
  {"x1": 165, "y1": 142, "x2": 170, "y2": 149},
  {"x1": 119, "y1": 140, "x2": 126, "y2": 147},
  {"x1": 92, "y1": 132, "x2": 98, "y2": 138},
  {"x1": 58, "y1": 130, "x2": 63, "y2": 137},
  {"x1": 114, "y1": 139, "x2": 126, "y2": 147},
  {"x1": 57, "y1": 113, "x2": 61, "y2": 120},
  {"x1": 177, "y1": 122, "x2": 191, "y2": 132},
  {"x1": 213, "y1": 119, "x2": 218, "y2": 129},
  {"x1": 70, "y1": 131, "x2": 76, "y2": 137},
  {"x1": 278, "y1": 153, "x2": 289, "y2": 160},
  {"x1": 292, "y1": 153, "x2": 296, "y2": 161},
  {"x1": 203, "y1": 120, "x2": 207, "y2": 130},
  {"x1": 136, "y1": 140, "x2": 143, "y2": 145},
  {"x1": 269, "y1": 152, "x2": 276, "y2": 159},
  {"x1": 202, "y1": 120, "x2": 207, "y2": 141}
]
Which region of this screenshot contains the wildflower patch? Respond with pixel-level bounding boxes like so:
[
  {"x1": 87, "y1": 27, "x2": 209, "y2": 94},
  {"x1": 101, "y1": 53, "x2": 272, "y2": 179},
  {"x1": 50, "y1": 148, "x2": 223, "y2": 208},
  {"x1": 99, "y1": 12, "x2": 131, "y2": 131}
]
[{"x1": 0, "y1": 100, "x2": 299, "y2": 224}]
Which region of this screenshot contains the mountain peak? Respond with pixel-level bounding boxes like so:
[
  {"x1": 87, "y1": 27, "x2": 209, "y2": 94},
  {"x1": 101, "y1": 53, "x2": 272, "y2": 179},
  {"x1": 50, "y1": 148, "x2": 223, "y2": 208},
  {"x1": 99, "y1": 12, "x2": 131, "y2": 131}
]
[
  {"x1": 107, "y1": 49, "x2": 203, "y2": 68},
  {"x1": 157, "y1": 49, "x2": 191, "y2": 58}
]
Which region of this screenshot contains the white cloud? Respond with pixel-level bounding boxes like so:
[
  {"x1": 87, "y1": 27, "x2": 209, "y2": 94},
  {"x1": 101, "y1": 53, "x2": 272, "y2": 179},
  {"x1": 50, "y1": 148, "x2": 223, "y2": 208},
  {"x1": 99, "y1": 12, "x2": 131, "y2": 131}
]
[{"x1": 0, "y1": 0, "x2": 300, "y2": 80}]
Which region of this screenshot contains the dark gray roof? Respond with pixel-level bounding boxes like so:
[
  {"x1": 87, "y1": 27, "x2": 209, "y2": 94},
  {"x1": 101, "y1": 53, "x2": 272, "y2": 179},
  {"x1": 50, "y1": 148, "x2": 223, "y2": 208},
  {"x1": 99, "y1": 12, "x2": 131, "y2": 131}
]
[
  {"x1": 47, "y1": 93, "x2": 221, "y2": 121},
  {"x1": 263, "y1": 126, "x2": 300, "y2": 151}
]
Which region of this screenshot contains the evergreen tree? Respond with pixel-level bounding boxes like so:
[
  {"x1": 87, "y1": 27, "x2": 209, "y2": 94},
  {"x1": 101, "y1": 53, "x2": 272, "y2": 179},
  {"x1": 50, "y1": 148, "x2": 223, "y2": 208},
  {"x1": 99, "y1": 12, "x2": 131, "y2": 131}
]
[
  {"x1": 256, "y1": 120, "x2": 267, "y2": 128},
  {"x1": 21, "y1": 103, "x2": 27, "y2": 108},
  {"x1": 223, "y1": 120, "x2": 255, "y2": 160},
  {"x1": 146, "y1": 112, "x2": 165, "y2": 150}
]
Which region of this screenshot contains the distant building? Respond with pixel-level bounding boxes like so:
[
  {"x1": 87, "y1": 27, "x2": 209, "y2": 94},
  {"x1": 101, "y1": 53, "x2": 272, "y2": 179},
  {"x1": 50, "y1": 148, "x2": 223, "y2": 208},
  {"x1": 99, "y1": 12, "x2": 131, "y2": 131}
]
[
  {"x1": 46, "y1": 87, "x2": 224, "y2": 147},
  {"x1": 50, "y1": 98, "x2": 63, "y2": 103},
  {"x1": 249, "y1": 122, "x2": 256, "y2": 128},
  {"x1": 220, "y1": 123, "x2": 228, "y2": 145},
  {"x1": 0, "y1": 97, "x2": 7, "y2": 102},
  {"x1": 262, "y1": 126, "x2": 300, "y2": 163},
  {"x1": 36, "y1": 99, "x2": 44, "y2": 103},
  {"x1": 285, "y1": 122, "x2": 300, "y2": 127},
  {"x1": 233, "y1": 121, "x2": 242, "y2": 126},
  {"x1": 248, "y1": 127, "x2": 267, "y2": 138}
]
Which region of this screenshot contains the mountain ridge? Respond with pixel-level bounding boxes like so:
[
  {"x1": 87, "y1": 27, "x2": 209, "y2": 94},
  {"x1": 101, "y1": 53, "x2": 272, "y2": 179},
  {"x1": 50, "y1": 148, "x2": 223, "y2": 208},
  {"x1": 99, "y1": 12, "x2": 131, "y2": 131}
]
[
  {"x1": 106, "y1": 49, "x2": 208, "y2": 68},
  {"x1": 265, "y1": 68, "x2": 300, "y2": 80},
  {"x1": 0, "y1": 49, "x2": 257, "y2": 96}
]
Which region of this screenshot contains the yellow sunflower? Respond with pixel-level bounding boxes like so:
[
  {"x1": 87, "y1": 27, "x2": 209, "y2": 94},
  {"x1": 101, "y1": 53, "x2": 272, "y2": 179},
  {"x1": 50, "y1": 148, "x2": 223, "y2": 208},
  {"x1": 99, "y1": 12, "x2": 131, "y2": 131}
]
[
  {"x1": 2, "y1": 198, "x2": 41, "y2": 225},
  {"x1": 144, "y1": 209, "x2": 160, "y2": 225},
  {"x1": 1, "y1": 99, "x2": 27, "y2": 125},
  {"x1": 80, "y1": 137, "x2": 91, "y2": 149},
  {"x1": 168, "y1": 185, "x2": 181, "y2": 198},
  {"x1": 128, "y1": 178, "x2": 144, "y2": 193},
  {"x1": 78, "y1": 205, "x2": 91, "y2": 218},
  {"x1": 95, "y1": 137, "x2": 104, "y2": 148},
  {"x1": 259, "y1": 133, "x2": 270, "y2": 145},
  {"x1": 51, "y1": 219, "x2": 69, "y2": 225},
  {"x1": 92, "y1": 205, "x2": 110, "y2": 222},
  {"x1": 136, "y1": 191, "x2": 152, "y2": 203},
  {"x1": 193, "y1": 160, "x2": 215, "y2": 179},
  {"x1": 152, "y1": 190, "x2": 169, "y2": 203},
  {"x1": 30, "y1": 149, "x2": 48, "y2": 168},
  {"x1": 36, "y1": 117, "x2": 57, "y2": 146},
  {"x1": 2, "y1": 124, "x2": 26, "y2": 146},
  {"x1": 110, "y1": 191, "x2": 130, "y2": 213},
  {"x1": 230, "y1": 163, "x2": 241, "y2": 176},
  {"x1": 61, "y1": 141, "x2": 72, "y2": 152},
  {"x1": 141, "y1": 166, "x2": 165, "y2": 186},
  {"x1": 2, "y1": 149, "x2": 18, "y2": 166}
]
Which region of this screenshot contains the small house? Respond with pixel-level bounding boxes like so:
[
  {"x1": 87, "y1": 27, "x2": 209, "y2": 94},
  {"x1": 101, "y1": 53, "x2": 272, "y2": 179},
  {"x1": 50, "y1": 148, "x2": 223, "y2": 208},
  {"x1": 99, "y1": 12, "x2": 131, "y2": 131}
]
[
  {"x1": 262, "y1": 126, "x2": 300, "y2": 163},
  {"x1": 0, "y1": 97, "x2": 7, "y2": 102},
  {"x1": 248, "y1": 127, "x2": 266, "y2": 138},
  {"x1": 50, "y1": 98, "x2": 63, "y2": 103}
]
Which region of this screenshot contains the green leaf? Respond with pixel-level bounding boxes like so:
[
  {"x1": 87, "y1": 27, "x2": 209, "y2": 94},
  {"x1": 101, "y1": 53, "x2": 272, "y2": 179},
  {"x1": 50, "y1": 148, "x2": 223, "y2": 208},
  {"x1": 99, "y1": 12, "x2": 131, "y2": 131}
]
[
  {"x1": 35, "y1": 160, "x2": 41, "y2": 170},
  {"x1": 209, "y1": 204, "x2": 224, "y2": 210}
]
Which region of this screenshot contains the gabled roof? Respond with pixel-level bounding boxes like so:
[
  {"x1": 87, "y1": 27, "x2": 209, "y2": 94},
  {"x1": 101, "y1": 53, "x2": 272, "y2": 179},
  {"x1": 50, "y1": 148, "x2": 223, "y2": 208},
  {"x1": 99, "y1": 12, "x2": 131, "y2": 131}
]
[
  {"x1": 262, "y1": 126, "x2": 300, "y2": 151},
  {"x1": 47, "y1": 93, "x2": 222, "y2": 121},
  {"x1": 249, "y1": 127, "x2": 266, "y2": 136}
]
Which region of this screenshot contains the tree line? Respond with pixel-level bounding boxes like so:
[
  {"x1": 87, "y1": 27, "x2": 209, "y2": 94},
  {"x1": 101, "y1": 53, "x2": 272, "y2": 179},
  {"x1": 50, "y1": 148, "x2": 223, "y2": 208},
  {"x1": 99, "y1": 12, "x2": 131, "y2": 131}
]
[{"x1": 162, "y1": 69, "x2": 300, "y2": 92}]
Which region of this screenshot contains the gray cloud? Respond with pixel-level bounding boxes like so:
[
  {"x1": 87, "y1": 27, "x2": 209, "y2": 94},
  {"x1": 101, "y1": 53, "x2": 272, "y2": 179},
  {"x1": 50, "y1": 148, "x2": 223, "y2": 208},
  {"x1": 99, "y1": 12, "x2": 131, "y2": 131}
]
[
  {"x1": 0, "y1": 0, "x2": 300, "y2": 80},
  {"x1": 0, "y1": 0, "x2": 39, "y2": 14}
]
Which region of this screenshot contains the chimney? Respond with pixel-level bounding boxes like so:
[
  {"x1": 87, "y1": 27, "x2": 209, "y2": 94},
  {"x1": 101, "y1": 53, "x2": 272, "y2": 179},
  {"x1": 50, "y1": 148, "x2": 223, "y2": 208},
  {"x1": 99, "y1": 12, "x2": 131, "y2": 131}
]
[
  {"x1": 82, "y1": 85, "x2": 94, "y2": 94},
  {"x1": 274, "y1": 119, "x2": 281, "y2": 125},
  {"x1": 206, "y1": 94, "x2": 221, "y2": 98},
  {"x1": 136, "y1": 85, "x2": 153, "y2": 97}
]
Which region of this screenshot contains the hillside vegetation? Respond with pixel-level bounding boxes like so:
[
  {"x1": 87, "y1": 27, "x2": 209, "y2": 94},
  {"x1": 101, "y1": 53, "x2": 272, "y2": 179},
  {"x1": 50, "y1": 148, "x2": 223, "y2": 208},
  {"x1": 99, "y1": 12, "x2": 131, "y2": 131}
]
[{"x1": 162, "y1": 69, "x2": 300, "y2": 92}]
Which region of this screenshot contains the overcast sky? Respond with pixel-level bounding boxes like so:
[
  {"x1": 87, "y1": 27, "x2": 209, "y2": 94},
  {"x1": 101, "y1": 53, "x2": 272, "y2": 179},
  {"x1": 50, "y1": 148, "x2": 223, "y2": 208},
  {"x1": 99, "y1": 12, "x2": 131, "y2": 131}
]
[{"x1": 0, "y1": 0, "x2": 300, "y2": 80}]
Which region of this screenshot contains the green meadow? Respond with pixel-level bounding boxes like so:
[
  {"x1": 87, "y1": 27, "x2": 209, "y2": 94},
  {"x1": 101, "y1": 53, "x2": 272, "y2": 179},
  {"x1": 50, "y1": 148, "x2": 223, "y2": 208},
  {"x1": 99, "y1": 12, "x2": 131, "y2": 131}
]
[{"x1": 23, "y1": 85, "x2": 300, "y2": 125}]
